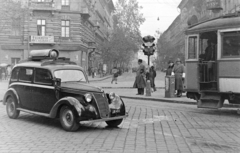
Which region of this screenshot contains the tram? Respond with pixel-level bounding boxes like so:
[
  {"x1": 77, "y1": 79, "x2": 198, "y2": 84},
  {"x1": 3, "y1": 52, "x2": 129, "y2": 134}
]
[{"x1": 185, "y1": 14, "x2": 240, "y2": 109}]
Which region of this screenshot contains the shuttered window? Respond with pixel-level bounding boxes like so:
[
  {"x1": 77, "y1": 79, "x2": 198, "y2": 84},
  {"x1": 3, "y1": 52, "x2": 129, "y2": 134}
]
[{"x1": 61, "y1": 20, "x2": 70, "y2": 37}]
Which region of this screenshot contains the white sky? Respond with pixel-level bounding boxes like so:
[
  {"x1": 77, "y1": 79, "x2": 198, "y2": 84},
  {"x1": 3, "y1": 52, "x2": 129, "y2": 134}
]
[{"x1": 112, "y1": 0, "x2": 182, "y2": 37}]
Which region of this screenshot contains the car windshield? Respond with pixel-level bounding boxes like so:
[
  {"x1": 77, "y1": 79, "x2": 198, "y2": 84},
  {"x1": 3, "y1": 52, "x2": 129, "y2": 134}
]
[{"x1": 54, "y1": 69, "x2": 87, "y2": 83}]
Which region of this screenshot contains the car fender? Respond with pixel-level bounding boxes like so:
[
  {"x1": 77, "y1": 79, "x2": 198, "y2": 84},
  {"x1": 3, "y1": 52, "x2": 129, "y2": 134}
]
[
  {"x1": 49, "y1": 97, "x2": 85, "y2": 118},
  {"x1": 3, "y1": 88, "x2": 20, "y2": 105}
]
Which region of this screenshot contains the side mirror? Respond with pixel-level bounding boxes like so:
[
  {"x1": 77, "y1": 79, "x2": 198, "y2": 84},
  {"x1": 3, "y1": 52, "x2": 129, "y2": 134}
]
[{"x1": 53, "y1": 78, "x2": 61, "y2": 87}]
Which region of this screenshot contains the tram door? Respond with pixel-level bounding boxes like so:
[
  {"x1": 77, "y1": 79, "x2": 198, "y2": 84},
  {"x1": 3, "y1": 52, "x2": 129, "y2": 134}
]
[{"x1": 198, "y1": 32, "x2": 218, "y2": 91}]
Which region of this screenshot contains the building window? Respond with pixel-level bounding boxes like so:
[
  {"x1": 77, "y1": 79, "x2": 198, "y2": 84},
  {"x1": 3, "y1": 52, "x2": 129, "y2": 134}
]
[
  {"x1": 62, "y1": 0, "x2": 69, "y2": 5},
  {"x1": 188, "y1": 36, "x2": 198, "y2": 59},
  {"x1": 61, "y1": 20, "x2": 70, "y2": 37},
  {"x1": 37, "y1": 19, "x2": 46, "y2": 36}
]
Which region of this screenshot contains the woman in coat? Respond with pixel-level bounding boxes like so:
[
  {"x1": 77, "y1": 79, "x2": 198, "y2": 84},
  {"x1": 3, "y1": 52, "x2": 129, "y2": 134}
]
[
  {"x1": 172, "y1": 58, "x2": 185, "y2": 97},
  {"x1": 166, "y1": 60, "x2": 174, "y2": 76},
  {"x1": 133, "y1": 59, "x2": 146, "y2": 95}
]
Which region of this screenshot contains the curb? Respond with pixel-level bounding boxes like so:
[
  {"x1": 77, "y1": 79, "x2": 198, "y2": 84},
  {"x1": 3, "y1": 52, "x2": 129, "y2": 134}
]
[
  {"x1": 89, "y1": 76, "x2": 112, "y2": 82},
  {"x1": 120, "y1": 96, "x2": 240, "y2": 108}
]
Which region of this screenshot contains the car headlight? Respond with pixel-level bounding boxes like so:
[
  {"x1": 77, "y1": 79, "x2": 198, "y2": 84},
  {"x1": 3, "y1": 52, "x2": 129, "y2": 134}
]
[
  {"x1": 109, "y1": 92, "x2": 116, "y2": 100},
  {"x1": 84, "y1": 93, "x2": 92, "y2": 103}
]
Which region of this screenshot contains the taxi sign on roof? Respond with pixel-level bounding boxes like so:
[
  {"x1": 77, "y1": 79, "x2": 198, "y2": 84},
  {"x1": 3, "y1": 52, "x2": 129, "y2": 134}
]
[{"x1": 30, "y1": 49, "x2": 59, "y2": 60}]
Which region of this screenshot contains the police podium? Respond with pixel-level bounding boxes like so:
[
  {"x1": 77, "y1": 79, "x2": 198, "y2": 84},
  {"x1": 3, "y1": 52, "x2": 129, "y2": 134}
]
[{"x1": 165, "y1": 76, "x2": 175, "y2": 98}]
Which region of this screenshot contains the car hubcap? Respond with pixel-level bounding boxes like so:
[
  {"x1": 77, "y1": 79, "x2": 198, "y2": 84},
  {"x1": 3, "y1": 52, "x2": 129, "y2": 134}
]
[
  {"x1": 63, "y1": 110, "x2": 73, "y2": 127},
  {"x1": 7, "y1": 100, "x2": 15, "y2": 115}
]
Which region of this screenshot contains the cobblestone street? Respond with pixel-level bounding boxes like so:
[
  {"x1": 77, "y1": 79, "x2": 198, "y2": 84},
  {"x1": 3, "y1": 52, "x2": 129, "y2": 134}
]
[{"x1": 0, "y1": 99, "x2": 240, "y2": 153}]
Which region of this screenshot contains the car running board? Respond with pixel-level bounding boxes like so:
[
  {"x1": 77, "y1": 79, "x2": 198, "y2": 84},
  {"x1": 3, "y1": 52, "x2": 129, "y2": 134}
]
[{"x1": 17, "y1": 108, "x2": 51, "y2": 118}]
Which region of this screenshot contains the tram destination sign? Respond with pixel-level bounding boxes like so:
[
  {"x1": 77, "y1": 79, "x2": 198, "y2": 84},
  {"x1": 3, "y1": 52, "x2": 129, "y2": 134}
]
[{"x1": 206, "y1": 0, "x2": 222, "y2": 10}]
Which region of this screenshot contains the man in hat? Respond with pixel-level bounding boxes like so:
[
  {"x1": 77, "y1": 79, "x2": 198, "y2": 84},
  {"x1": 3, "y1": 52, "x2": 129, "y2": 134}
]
[
  {"x1": 172, "y1": 58, "x2": 185, "y2": 97},
  {"x1": 133, "y1": 59, "x2": 146, "y2": 95}
]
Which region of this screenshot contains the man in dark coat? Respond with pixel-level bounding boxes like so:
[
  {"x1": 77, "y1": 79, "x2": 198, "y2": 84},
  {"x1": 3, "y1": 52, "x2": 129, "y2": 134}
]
[
  {"x1": 149, "y1": 66, "x2": 157, "y2": 91},
  {"x1": 133, "y1": 59, "x2": 146, "y2": 95}
]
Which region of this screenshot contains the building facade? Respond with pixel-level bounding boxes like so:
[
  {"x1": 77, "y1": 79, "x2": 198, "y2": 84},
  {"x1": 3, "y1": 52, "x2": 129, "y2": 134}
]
[
  {"x1": 0, "y1": 0, "x2": 114, "y2": 72},
  {"x1": 157, "y1": 0, "x2": 240, "y2": 67}
]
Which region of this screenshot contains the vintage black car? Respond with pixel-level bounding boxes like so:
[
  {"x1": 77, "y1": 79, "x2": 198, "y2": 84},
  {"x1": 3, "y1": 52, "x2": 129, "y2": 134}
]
[{"x1": 3, "y1": 49, "x2": 127, "y2": 131}]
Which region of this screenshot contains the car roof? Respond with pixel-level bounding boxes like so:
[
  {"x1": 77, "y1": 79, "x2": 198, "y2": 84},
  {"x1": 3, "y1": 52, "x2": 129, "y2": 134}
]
[
  {"x1": 185, "y1": 14, "x2": 240, "y2": 34},
  {"x1": 14, "y1": 61, "x2": 84, "y2": 71}
]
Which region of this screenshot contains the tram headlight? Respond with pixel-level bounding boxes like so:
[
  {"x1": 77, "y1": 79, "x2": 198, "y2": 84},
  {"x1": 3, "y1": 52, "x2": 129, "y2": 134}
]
[{"x1": 84, "y1": 93, "x2": 92, "y2": 103}]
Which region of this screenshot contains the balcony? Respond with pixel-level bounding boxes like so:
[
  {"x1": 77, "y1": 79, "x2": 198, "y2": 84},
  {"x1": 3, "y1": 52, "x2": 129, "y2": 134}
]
[
  {"x1": 29, "y1": 36, "x2": 55, "y2": 45},
  {"x1": 81, "y1": 7, "x2": 90, "y2": 20},
  {"x1": 29, "y1": 1, "x2": 56, "y2": 11}
]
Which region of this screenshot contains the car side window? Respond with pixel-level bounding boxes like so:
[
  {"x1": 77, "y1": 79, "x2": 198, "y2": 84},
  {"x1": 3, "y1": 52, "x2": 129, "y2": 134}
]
[
  {"x1": 10, "y1": 67, "x2": 20, "y2": 82},
  {"x1": 34, "y1": 68, "x2": 53, "y2": 85},
  {"x1": 19, "y1": 68, "x2": 33, "y2": 83}
]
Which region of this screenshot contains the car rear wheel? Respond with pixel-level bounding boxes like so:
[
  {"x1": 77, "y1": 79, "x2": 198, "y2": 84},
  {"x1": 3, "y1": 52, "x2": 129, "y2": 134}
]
[
  {"x1": 6, "y1": 96, "x2": 20, "y2": 119},
  {"x1": 106, "y1": 119, "x2": 123, "y2": 127},
  {"x1": 59, "y1": 105, "x2": 80, "y2": 132}
]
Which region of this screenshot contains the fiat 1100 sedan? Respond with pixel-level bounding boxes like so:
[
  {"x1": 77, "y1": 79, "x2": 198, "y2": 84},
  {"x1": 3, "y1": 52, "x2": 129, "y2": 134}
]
[{"x1": 3, "y1": 49, "x2": 127, "y2": 131}]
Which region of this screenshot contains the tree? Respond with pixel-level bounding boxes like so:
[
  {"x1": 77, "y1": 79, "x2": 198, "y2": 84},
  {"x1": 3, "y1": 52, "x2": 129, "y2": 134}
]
[
  {"x1": 101, "y1": 0, "x2": 145, "y2": 71},
  {"x1": 0, "y1": 0, "x2": 25, "y2": 34}
]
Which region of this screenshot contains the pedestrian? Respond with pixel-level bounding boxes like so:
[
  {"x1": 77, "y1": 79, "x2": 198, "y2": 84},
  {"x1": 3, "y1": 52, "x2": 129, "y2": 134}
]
[
  {"x1": 166, "y1": 60, "x2": 174, "y2": 76},
  {"x1": 0, "y1": 68, "x2": 2, "y2": 81},
  {"x1": 133, "y1": 59, "x2": 146, "y2": 95},
  {"x1": 88, "y1": 67, "x2": 91, "y2": 76},
  {"x1": 111, "y1": 67, "x2": 118, "y2": 84},
  {"x1": 149, "y1": 66, "x2": 157, "y2": 92},
  {"x1": 6, "y1": 66, "x2": 12, "y2": 80},
  {"x1": 172, "y1": 58, "x2": 185, "y2": 97},
  {"x1": 91, "y1": 67, "x2": 95, "y2": 78}
]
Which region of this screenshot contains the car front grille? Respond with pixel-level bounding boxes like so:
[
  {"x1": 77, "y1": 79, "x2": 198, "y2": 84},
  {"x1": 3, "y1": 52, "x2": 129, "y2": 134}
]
[{"x1": 93, "y1": 93, "x2": 109, "y2": 118}]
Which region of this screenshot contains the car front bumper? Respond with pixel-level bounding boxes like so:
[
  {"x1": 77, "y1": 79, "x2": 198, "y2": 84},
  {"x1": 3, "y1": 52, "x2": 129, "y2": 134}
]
[{"x1": 79, "y1": 113, "x2": 128, "y2": 124}]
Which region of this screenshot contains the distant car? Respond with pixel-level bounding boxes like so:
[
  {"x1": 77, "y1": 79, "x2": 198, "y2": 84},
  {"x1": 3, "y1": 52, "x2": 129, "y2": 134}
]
[{"x1": 3, "y1": 49, "x2": 127, "y2": 131}]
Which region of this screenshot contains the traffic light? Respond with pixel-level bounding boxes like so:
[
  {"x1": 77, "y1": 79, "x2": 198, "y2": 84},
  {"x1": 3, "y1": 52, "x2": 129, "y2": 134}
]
[
  {"x1": 143, "y1": 35, "x2": 155, "y2": 43},
  {"x1": 142, "y1": 35, "x2": 156, "y2": 56}
]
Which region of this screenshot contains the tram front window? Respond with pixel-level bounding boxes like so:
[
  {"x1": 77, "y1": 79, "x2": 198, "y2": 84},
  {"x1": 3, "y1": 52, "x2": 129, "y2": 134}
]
[{"x1": 222, "y1": 32, "x2": 240, "y2": 57}]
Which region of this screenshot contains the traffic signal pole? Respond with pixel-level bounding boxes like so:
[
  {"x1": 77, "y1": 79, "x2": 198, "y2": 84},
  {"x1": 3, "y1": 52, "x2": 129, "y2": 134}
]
[
  {"x1": 142, "y1": 35, "x2": 156, "y2": 97},
  {"x1": 148, "y1": 55, "x2": 150, "y2": 66}
]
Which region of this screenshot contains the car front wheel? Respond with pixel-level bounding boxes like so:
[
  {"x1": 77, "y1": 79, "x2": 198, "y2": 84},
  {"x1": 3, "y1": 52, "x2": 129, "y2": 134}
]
[
  {"x1": 6, "y1": 96, "x2": 20, "y2": 119},
  {"x1": 59, "y1": 105, "x2": 80, "y2": 132}
]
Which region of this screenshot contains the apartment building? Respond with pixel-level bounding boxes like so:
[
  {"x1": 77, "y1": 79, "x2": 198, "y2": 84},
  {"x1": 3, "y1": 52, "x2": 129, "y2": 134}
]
[
  {"x1": 158, "y1": 0, "x2": 240, "y2": 64},
  {"x1": 0, "y1": 0, "x2": 114, "y2": 71}
]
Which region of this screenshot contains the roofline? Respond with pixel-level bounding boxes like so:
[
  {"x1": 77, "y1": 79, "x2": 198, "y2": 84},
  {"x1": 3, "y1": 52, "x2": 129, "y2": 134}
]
[
  {"x1": 185, "y1": 13, "x2": 240, "y2": 34},
  {"x1": 108, "y1": 0, "x2": 115, "y2": 11},
  {"x1": 178, "y1": 0, "x2": 188, "y2": 9}
]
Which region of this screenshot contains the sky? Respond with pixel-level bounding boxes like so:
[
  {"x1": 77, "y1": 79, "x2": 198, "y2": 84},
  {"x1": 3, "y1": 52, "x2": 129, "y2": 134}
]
[{"x1": 112, "y1": 0, "x2": 182, "y2": 37}]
